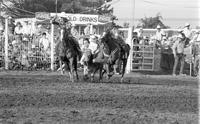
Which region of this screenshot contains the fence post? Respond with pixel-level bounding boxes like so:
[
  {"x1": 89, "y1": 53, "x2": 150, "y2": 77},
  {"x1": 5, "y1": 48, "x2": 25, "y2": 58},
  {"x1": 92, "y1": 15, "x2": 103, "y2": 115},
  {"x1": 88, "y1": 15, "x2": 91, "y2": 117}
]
[
  {"x1": 4, "y1": 18, "x2": 8, "y2": 70},
  {"x1": 90, "y1": 24, "x2": 93, "y2": 35},
  {"x1": 189, "y1": 45, "x2": 192, "y2": 76},
  {"x1": 50, "y1": 23, "x2": 54, "y2": 71},
  {"x1": 126, "y1": 27, "x2": 133, "y2": 73}
]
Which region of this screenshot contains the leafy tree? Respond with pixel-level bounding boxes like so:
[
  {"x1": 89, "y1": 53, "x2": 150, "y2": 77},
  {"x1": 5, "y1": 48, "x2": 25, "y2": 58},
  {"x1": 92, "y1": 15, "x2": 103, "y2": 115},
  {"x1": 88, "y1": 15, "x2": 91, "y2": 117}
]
[
  {"x1": 138, "y1": 13, "x2": 170, "y2": 29},
  {"x1": 3, "y1": 0, "x2": 114, "y2": 17}
]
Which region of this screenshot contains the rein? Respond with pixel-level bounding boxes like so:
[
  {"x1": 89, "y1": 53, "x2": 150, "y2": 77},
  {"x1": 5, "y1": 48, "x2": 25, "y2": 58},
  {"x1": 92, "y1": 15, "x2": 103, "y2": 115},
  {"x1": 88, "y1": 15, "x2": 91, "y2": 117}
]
[{"x1": 103, "y1": 47, "x2": 119, "y2": 58}]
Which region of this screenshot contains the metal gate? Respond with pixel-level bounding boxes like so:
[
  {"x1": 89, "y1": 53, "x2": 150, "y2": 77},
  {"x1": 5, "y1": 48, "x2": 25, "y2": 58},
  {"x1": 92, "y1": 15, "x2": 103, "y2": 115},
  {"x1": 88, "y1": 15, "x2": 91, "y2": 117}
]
[{"x1": 119, "y1": 27, "x2": 155, "y2": 72}]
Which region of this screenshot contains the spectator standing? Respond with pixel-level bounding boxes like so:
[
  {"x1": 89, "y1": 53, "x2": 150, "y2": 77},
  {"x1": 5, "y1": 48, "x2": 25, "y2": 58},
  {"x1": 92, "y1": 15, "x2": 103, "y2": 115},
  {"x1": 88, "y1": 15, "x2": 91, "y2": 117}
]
[
  {"x1": 88, "y1": 35, "x2": 99, "y2": 54},
  {"x1": 23, "y1": 21, "x2": 32, "y2": 35},
  {"x1": 134, "y1": 27, "x2": 143, "y2": 40},
  {"x1": 172, "y1": 34, "x2": 186, "y2": 76},
  {"x1": 160, "y1": 36, "x2": 174, "y2": 71},
  {"x1": 84, "y1": 23, "x2": 96, "y2": 36},
  {"x1": 191, "y1": 31, "x2": 200, "y2": 76},
  {"x1": 84, "y1": 23, "x2": 91, "y2": 36},
  {"x1": 14, "y1": 22, "x2": 23, "y2": 35},
  {"x1": 39, "y1": 32, "x2": 50, "y2": 52},
  {"x1": 183, "y1": 23, "x2": 192, "y2": 45},
  {"x1": 155, "y1": 25, "x2": 165, "y2": 48}
]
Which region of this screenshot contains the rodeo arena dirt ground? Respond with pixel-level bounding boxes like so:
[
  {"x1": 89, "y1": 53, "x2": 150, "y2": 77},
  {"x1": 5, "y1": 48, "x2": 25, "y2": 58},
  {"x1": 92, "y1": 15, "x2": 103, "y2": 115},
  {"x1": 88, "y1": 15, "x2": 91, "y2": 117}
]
[
  {"x1": 0, "y1": 70, "x2": 197, "y2": 124},
  {"x1": 0, "y1": 9, "x2": 199, "y2": 124}
]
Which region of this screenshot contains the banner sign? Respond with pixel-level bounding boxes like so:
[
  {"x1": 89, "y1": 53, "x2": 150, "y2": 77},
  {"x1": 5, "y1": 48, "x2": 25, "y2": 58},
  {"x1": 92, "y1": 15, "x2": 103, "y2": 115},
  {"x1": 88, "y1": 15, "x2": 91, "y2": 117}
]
[
  {"x1": 36, "y1": 12, "x2": 50, "y2": 20},
  {"x1": 50, "y1": 13, "x2": 110, "y2": 25},
  {"x1": 98, "y1": 15, "x2": 111, "y2": 23}
]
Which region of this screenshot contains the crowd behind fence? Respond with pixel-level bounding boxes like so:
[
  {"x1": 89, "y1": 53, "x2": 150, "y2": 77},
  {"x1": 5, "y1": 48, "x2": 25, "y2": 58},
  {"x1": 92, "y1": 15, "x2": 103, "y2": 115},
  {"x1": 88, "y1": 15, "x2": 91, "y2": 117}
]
[
  {"x1": 0, "y1": 18, "x2": 53, "y2": 70},
  {"x1": 0, "y1": 18, "x2": 199, "y2": 76}
]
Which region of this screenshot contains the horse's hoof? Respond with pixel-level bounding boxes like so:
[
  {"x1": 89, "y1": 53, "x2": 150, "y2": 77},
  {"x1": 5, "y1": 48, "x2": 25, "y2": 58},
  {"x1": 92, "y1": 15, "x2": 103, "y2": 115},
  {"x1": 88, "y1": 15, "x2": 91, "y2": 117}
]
[
  {"x1": 120, "y1": 78, "x2": 124, "y2": 83},
  {"x1": 83, "y1": 75, "x2": 89, "y2": 81},
  {"x1": 98, "y1": 79, "x2": 103, "y2": 83},
  {"x1": 107, "y1": 76, "x2": 111, "y2": 80}
]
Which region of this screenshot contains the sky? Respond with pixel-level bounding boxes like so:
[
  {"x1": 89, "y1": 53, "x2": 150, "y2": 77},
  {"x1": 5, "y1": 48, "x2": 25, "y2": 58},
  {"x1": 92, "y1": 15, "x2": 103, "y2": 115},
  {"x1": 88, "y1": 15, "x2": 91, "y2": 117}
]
[{"x1": 113, "y1": 0, "x2": 199, "y2": 28}]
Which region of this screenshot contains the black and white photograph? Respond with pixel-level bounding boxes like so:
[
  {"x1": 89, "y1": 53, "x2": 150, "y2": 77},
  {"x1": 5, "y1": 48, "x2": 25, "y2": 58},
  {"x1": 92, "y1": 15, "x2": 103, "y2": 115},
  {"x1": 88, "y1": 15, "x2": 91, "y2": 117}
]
[{"x1": 0, "y1": 0, "x2": 199, "y2": 123}]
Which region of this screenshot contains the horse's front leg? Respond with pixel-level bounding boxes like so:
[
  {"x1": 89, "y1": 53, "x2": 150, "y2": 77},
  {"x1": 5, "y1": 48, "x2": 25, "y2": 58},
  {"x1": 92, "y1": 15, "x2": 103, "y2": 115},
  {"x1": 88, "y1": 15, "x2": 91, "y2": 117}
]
[
  {"x1": 74, "y1": 57, "x2": 79, "y2": 81},
  {"x1": 69, "y1": 58, "x2": 75, "y2": 82},
  {"x1": 59, "y1": 60, "x2": 64, "y2": 75},
  {"x1": 98, "y1": 65, "x2": 103, "y2": 82},
  {"x1": 106, "y1": 64, "x2": 112, "y2": 79},
  {"x1": 90, "y1": 66, "x2": 99, "y2": 82},
  {"x1": 120, "y1": 59, "x2": 127, "y2": 83}
]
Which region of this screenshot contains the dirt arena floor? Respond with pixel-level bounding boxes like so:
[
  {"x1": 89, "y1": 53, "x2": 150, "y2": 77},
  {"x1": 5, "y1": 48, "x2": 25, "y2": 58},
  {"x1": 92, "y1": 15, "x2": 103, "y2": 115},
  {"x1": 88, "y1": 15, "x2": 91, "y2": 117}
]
[{"x1": 0, "y1": 71, "x2": 198, "y2": 124}]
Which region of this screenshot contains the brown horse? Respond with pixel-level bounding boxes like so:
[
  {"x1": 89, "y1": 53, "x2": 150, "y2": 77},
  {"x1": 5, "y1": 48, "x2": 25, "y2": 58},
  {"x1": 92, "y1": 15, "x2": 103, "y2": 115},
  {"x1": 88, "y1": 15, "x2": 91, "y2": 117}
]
[
  {"x1": 99, "y1": 30, "x2": 130, "y2": 82},
  {"x1": 56, "y1": 30, "x2": 81, "y2": 82}
]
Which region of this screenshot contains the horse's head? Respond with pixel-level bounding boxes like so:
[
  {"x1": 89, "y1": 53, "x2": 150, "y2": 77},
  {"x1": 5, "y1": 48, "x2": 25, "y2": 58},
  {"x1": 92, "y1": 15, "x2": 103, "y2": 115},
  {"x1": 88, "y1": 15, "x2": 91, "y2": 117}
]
[{"x1": 101, "y1": 30, "x2": 114, "y2": 44}]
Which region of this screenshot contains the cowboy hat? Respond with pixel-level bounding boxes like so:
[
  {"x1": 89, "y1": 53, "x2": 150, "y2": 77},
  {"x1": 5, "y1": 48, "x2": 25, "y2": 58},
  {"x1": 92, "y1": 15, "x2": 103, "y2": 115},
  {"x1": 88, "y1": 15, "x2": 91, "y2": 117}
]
[
  {"x1": 16, "y1": 22, "x2": 22, "y2": 26},
  {"x1": 184, "y1": 23, "x2": 190, "y2": 27},
  {"x1": 156, "y1": 25, "x2": 161, "y2": 29},
  {"x1": 60, "y1": 12, "x2": 66, "y2": 17},
  {"x1": 60, "y1": 17, "x2": 69, "y2": 23}
]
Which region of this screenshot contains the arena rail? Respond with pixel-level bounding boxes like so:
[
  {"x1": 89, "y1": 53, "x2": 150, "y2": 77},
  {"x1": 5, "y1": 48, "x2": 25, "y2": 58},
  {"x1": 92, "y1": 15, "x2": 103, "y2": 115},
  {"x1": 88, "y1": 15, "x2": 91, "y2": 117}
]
[{"x1": 1, "y1": 17, "x2": 56, "y2": 71}]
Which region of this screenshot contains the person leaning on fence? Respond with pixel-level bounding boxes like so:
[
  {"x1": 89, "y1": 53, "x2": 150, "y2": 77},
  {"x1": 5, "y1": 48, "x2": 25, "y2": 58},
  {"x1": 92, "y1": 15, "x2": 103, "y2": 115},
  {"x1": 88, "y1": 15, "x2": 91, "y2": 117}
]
[
  {"x1": 84, "y1": 23, "x2": 91, "y2": 36},
  {"x1": 183, "y1": 23, "x2": 192, "y2": 46},
  {"x1": 14, "y1": 22, "x2": 23, "y2": 35},
  {"x1": 39, "y1": 32, "x2": 50, "y2": 51},
  {"x1": 172, "y1": 34, "x2": 186, "y2": 76},
  {"x1": 12, "y1": 35, "x2": 21, "y2": 59},
  {"x1": 134, "y1": 27, "x2": 143, "y2": 40},
  {"x1": 84, "y1": 23, "x2": 96, "y2": 36},
  {"x1": 155, "y1": 25, "x2": 165, "y2": 48},
  {"x1": 71, "y1": 23, "x2": 79, "y2": 39},
  {"x1": 191, "y1": 31, "x2": 200, "y2": 76},
  {"x1": 22, "y1": 21, "x2": 32, "y2": 36}
]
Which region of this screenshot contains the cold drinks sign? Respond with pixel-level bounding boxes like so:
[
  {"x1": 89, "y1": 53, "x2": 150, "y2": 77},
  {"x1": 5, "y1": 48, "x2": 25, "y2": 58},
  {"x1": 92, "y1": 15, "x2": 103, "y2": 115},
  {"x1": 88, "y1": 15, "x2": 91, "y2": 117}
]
[{"x1": 50, "y1": 13, "x2": 111, "y2": 25}]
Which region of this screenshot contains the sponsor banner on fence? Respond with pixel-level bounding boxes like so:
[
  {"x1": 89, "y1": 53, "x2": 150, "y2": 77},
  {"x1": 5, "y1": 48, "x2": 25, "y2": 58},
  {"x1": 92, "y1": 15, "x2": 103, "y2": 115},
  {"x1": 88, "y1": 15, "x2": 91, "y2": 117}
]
[
  {"x1": 35, "y1": 12, "x2": 51, "y2": 20},
  {"x1": 51, "y1": 13, "x2": 110, "y2": 25},
  {"x1": 98, "y1": 15, "x2": 111, "y2": 23}
]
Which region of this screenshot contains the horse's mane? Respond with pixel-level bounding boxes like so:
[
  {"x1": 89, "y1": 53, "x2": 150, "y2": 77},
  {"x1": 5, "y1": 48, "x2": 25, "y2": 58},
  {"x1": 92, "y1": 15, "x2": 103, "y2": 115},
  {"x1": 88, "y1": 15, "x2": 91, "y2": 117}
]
[
  {"x1": 62, "y1": 30, "x2": 76, "y2": 48},
  {"x1": 101, "y1": 30, "x2": 120, "y2": 50},
  {"x1": 101, "y1": 30, "x2": 115, "y2": 44}
]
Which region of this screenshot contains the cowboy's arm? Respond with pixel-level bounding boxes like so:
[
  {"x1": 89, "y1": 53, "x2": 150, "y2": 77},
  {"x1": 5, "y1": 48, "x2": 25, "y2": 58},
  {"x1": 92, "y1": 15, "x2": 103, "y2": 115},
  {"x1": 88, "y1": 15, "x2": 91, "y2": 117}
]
[
  {"x1": 93, "y1": 43, "x2": 100, "y2": 54},
  {"x1": 172, "y1": 41, "x2": 177, "y2": 57},
  {"x1": 60, "y1": 28, "x2": 64, "y2": 41}
]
